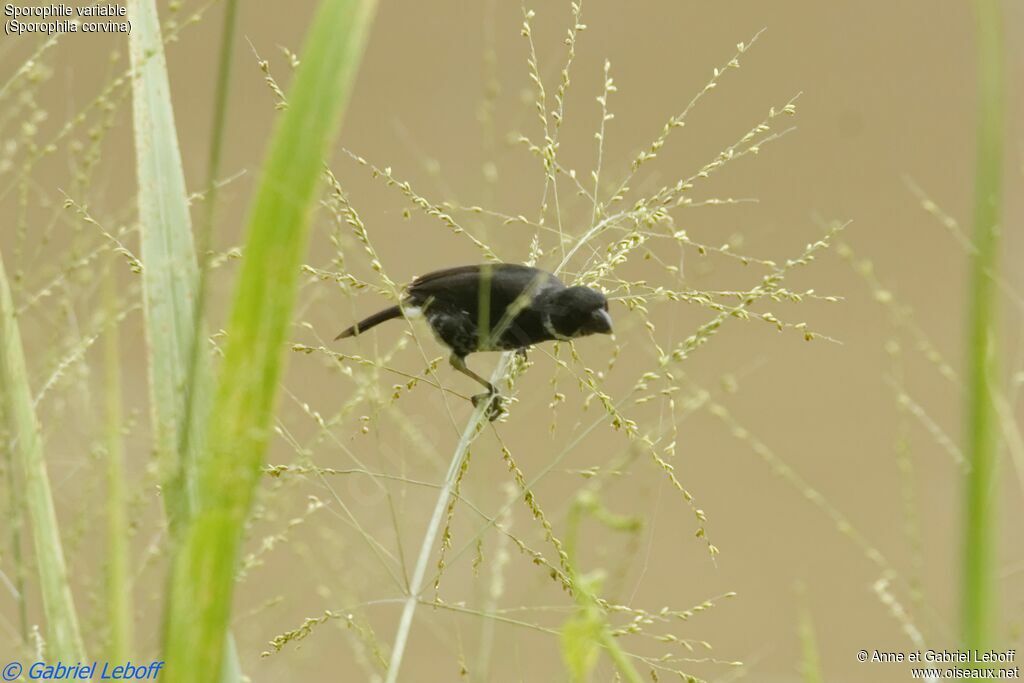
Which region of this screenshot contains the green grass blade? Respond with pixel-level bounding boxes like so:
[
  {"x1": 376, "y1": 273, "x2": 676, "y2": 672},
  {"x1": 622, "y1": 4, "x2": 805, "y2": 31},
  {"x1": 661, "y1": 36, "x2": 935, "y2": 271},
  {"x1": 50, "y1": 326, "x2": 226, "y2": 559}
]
[
  {"x1": 797, "y1": 584, "x2": 824, "y2": 683},
  {"x1": 128, "y1": 0, "x2": 209, "y2": 536},
  {"x1": 0, "y1": 251, "x2": 85, "y2": 661},
  {"x1": 128, "y1": 2, "x2": 243, "y2": 678},
  {"x1": 161, "y1": 0, "x2": 377, "y2": 679},
  {"x1": 962, "y1": 0, "x2": 1004, "y2": 657}
]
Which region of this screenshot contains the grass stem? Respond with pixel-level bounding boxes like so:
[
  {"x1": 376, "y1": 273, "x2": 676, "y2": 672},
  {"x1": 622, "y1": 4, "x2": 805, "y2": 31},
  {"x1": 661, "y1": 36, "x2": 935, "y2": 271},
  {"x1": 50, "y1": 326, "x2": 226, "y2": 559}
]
[
  {"x1": 384, "y1": 355, "x2": 512, "y2": 683},
  {"x1": 962, "y1": 0, "x2": 1004, "y2": 658},
  {"x1": 103, "y1": 269, "x2": 131, "y2": 662}
]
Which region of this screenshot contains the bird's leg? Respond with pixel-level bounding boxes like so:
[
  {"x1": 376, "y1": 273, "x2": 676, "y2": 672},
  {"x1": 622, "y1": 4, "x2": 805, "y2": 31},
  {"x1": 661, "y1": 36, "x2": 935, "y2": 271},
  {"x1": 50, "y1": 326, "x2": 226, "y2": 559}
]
[
  {"x1": 449, "y1": 354, "x2": 504, "y2": 420},
  {"x1": 449, "y1": 354, "x2": 495, "y2": 394}
]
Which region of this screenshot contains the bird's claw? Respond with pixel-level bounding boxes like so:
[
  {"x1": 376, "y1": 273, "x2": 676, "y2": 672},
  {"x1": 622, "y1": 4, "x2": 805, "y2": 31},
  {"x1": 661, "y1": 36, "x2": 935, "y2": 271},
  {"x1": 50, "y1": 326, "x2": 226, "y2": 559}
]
[{"x1": 471, "y1": 392, "x2": 506, "y2": 421}]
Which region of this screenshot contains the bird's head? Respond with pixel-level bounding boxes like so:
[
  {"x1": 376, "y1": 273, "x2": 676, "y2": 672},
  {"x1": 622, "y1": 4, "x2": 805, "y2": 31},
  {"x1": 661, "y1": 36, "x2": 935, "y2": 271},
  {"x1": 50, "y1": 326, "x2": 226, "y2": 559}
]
[{"x1": 546, "y1": 285, "x2": 613, "y2": 338}]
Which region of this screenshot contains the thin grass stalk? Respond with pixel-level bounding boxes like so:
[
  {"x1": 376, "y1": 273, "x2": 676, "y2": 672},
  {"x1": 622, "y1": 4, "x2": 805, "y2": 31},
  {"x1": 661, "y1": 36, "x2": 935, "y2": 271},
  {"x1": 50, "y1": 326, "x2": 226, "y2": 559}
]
[
  {"x1": 385, "y1": 358, "x2": 512, "y2": 683},
  {"x1": 179, "y1": 0, "x2": 238, "y2": 465},
  {"x1": 0, "y1": 250, "x2": 84, "y2": 660},
  {"x1": 203, "y1": 0, "x2": 238, "y2": 233},
  {"x1": 962, "y1": 0, "x2": 1004, "y2": 656},
  {"x1": 103, "y1": 270, "x2": 131, "y2": 662},
  {"x1": 162, "y1": 1, "x2": 377, "y2": 679}
]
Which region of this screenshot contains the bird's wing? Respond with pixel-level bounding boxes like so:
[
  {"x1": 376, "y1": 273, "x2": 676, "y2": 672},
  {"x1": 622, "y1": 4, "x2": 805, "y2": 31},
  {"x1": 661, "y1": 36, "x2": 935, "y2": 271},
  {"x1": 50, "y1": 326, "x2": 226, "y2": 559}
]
[
  {"x1": 405, "y1": 264, "x2": 485, "y2": 294},
  {"x1": 408, "y1": 264, "x2": 562, "y2": 316}
]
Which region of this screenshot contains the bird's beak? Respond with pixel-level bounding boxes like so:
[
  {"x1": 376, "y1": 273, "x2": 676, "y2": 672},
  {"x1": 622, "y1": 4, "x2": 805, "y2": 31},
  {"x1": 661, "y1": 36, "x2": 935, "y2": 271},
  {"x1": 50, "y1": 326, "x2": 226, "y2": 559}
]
[{"x1": 591, "y1": 308, "x2": 613, "y2": 335}]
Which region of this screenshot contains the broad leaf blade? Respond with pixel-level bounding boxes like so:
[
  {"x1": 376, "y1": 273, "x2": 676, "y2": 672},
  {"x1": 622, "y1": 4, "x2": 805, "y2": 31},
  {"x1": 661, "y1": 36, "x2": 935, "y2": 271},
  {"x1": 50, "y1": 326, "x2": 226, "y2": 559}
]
[
  {"x1": 128, "y1": 0, "x2": 209, "y2": 534},
  {"x1": 161, "y1": 0, "x2": 377, "y2": 679}
]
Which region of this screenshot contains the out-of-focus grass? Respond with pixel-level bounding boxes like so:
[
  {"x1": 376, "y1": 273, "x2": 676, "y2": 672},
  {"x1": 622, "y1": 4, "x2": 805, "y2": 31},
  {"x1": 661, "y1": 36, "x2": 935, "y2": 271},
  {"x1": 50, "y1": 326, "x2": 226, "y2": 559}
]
[
  {"x1": 103, "y1": 270, "x2": 130, "y2": 662},
  {"x1": 962, "y1": 0, "x2": 1004, "y2": 658},
  {"x1": 797, "y1": 584, "x2": 824, "y2": 683},
  {"x1": 161, "y1": 0, "x2": 377, "y2": 679},
  {"x1": 0, "y1": 251, "x2": 84, "y2": 661},
  {"x1": 561, "y1": 492, "x2": 642, "y2": 683}
]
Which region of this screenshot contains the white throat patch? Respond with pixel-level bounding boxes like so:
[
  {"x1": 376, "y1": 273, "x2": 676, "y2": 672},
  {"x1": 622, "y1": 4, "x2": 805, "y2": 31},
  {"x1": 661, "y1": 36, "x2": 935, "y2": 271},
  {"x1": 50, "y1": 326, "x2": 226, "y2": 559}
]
[{"x1": 543, "y1": 314, "x2": 573, "y2": 341}]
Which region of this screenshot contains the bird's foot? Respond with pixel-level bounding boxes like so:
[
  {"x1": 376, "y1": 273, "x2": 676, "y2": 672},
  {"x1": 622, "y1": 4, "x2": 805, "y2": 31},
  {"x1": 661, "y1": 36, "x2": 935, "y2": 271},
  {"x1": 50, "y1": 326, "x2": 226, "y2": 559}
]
[{"x1": 471, "y1": 392, "x2": 506, "y2": 421}]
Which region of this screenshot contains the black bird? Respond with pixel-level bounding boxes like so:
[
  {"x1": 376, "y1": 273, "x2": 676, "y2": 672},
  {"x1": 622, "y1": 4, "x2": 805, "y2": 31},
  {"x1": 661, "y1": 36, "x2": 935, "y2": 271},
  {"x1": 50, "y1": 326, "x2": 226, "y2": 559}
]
[{"x1": 336, "y1": 264, "x2": 613, "y2": 417}]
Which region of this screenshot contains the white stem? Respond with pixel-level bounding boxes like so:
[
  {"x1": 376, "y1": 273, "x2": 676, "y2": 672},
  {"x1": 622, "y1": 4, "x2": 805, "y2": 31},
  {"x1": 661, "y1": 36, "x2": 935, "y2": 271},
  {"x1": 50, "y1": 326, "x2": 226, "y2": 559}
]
[
  {"x1": 556, "y1": 210, "x2": 626, "y2": 272},
  {"x1": 384, "y1": 353, "x2": 513, "y2": 683}
]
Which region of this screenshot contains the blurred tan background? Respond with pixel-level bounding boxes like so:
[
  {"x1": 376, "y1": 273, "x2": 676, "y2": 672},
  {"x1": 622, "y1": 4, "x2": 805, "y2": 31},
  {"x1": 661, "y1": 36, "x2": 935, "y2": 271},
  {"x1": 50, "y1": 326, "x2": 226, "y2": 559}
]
[{"x1": 2, "y1": 1, "x2": 1023, "y2": 681}]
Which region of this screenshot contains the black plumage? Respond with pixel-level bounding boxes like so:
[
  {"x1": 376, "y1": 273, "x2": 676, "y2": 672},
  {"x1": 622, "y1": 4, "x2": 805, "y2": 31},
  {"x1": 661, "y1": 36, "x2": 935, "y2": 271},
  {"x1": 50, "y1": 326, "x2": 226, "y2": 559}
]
[{"x1": 336, "y1": 263, "x2": 613, "y2": 416}]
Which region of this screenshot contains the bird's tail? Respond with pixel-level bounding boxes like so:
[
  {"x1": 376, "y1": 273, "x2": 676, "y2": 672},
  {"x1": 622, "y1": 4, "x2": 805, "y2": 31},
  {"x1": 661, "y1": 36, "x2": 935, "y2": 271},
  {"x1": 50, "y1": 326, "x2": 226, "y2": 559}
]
[{"x1": 335, "y1": 305, "x2": 403, "y2": 340}]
